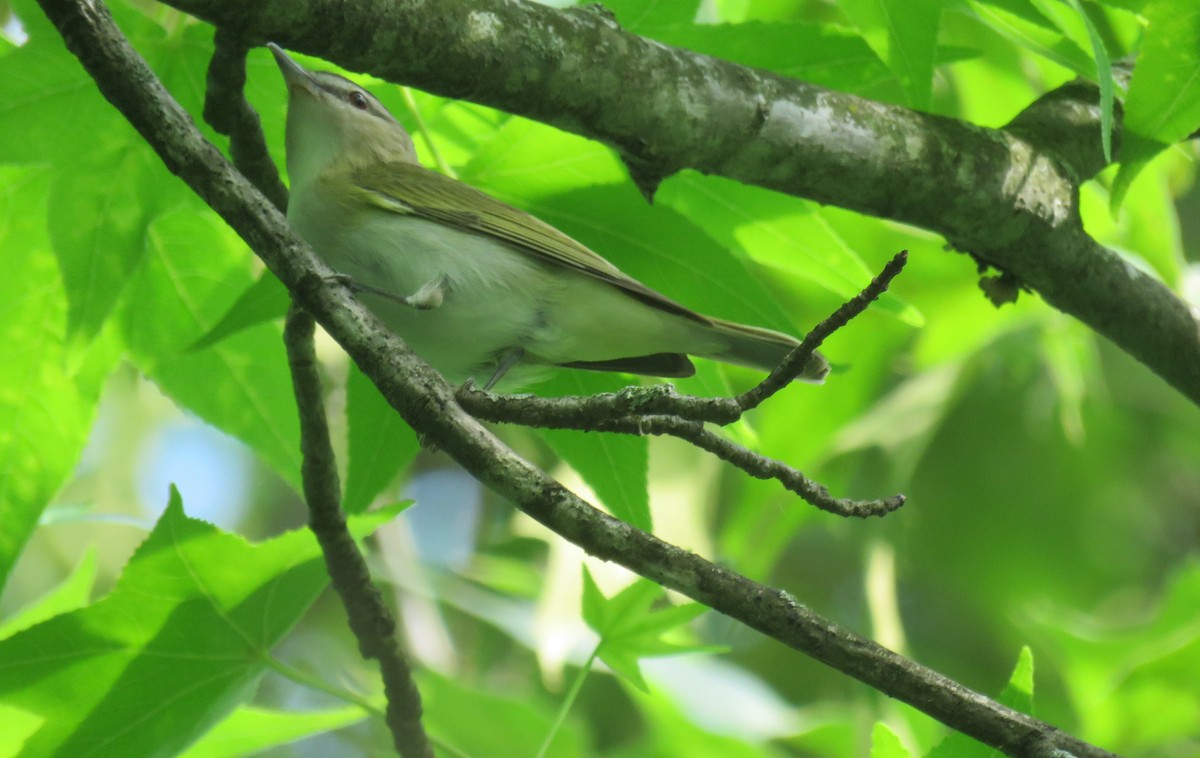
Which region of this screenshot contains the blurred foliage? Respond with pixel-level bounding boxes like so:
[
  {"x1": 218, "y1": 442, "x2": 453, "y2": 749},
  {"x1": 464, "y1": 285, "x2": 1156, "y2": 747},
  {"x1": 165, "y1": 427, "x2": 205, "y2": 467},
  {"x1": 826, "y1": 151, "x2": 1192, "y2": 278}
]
[{"x1": 0, "y1": 0, "x2": 1198, "y2": 756}]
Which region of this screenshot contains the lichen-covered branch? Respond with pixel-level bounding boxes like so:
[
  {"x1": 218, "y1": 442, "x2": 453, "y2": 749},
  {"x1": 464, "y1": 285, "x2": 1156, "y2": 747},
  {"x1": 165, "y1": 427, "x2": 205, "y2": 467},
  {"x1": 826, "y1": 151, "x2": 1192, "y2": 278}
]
[{"x1": 153, "y1": 0, "x2": 1200, "y2": 406}]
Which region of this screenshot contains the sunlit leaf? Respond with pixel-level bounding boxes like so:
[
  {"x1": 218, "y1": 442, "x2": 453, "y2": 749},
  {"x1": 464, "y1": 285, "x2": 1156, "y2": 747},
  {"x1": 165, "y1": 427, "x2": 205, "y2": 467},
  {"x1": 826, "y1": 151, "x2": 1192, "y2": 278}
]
[
  {"x1": 1059, "y1": 0, "x2": 1115, "y2": 161},
  {"x1": 1111, "y1": 0, "x2": 1200, "y2": 210},
  {"x1": 0, "y1": 489, "x2": 406, "y2": 757},
  {"x1": 124, "y1": 209, "x2": 301, "y2": 487},
  {"x1": 967, "y1": 0, "x2": 1095, "y2": 75},
  {"x1": 344, "y1": 363, "x2": 420, "y2": 514},
  {"x1": 179, "y1": 704, "x2": 367, "y2": 758},
  {"x1": 0, "y1": 548, "x2": 96, "y2": 640},
  {"x1": 871, "y1": 721, "x2": 914, "y2": 758},
  {"x1": 0, "y1": 166, "x2": 117, "y2": 590},
  {"x1": 998, "y1": 646, "x2": 1035, "y2": 715},
  {"x1": 839, "y1": 0, "x2": 942, "y2": 109}
]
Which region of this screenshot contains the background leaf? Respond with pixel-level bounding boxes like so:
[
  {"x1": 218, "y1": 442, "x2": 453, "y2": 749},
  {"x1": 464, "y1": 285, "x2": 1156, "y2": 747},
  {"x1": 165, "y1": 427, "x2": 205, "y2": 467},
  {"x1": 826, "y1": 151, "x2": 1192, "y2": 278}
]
[
  {"x1": 1111, "y1": 0, "x2": 1200, "y2": 209},
  {"x1": 0, "y1": 490, "x2": 404, "y2": 757}
]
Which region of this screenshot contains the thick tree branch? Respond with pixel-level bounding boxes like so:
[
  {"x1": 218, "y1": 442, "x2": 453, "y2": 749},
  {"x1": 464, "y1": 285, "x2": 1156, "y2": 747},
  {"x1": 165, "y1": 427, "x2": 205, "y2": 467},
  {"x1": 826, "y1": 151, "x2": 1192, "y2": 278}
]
[
  {"x1": 35, "y1": 1, "x2": 1120, "y2": 754},
  {"x1": 1006, "y1": 76, "x2": 1127, "y2": 182},
  {"x1": 154, "y1": 0, "x2": 1200, "y2": 406}
]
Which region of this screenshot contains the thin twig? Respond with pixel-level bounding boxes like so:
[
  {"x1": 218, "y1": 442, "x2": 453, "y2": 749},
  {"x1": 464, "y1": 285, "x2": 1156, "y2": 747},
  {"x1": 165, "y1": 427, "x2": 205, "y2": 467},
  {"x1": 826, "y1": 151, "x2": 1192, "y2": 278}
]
[
  {"x1": 203, "y1": 28, "x2": 288, "y2": 211},
  {"x1": 738, "y1": 250, "x2": 909, "y2": 410},
  {"x1": 598, "y1": 416, "x2": 904, "y2": 518},
  {"x1": 285, "y1": 309, "x2": 432, "y2": 758}
]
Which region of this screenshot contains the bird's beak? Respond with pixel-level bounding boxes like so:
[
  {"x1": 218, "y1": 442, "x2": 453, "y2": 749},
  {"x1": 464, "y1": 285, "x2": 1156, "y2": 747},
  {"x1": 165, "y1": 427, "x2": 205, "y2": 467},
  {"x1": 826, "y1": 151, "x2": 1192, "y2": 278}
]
[{"x1": 267, "y1": 43, "x2": 320, "y2": 97}]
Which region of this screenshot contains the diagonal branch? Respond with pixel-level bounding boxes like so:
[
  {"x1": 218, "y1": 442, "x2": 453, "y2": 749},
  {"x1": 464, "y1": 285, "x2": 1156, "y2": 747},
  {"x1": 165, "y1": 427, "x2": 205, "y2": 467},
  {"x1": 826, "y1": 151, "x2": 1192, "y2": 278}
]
[
  {"x1": 34, "y1": 1, "x2": 1120, "y2": 754},
  {"x1": 153, "y1": 0, "x2": 1200, "y2": 406}
]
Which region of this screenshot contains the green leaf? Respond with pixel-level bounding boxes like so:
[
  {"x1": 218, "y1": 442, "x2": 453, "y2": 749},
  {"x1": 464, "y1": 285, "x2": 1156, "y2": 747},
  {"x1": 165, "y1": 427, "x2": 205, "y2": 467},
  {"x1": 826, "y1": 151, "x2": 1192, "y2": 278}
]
[
  {"x1": 839, "y1": 0, "x2": 943, "y2": 109},
  {"x1": 0, "y1": 0, "x2": 140, "y2": 166},
  {"x1": 178, "y1": 704, "x2": 367, "y2": 758},
  {"x1": 0, "y1": 703, "x2": 43, "y2": 758},
  {"x1": 1031, "y1": 561, "x2": 1200, "y2": 751},
  {"x1": 830, "y1": 363, "x2": 965, "y2": 489},
  {"x1": 48, "y1": 146, "x2": 186, "y2": 340},
  {"x1": 343, "y1": 363, "x2": 420, "y2": 514},
  {"x1": 188, "y1": 272, "x2": 290, "y2": 352},
  {"x1": 629, "y1": 16, "x2": 904, "y2": 100},
  {"x1": 0, "y1": 3, "x2": 215, "y2": 341},
  {"x1": 460, "y1": 116, "x2": 626, "y2": 195},
  {"x1": 404, "y1": 90, "x2": 511, "y2": 171},
  {"x1": 1061, "y1": 0, "x2": 1115, "y2": 161},
  {"x1": 604, "y1": 0, "x2": 701, "y2": 29},
  {"x1": 420, "y1": 669, "x2": 587, "y2": 758},
  {"x1": 581, "y1": 568, "x2": 715, "y2": 693},
  {"x1": 0, "y1": 166, "x2": 117, "y2": 591},
  {"x1": 1111, "y1": 0, "x2": 1200, "y2": 210},
  {"x1": 0, "y1": 548, "x2": 97, "y2": 640},
  {"x1": 998, "y1": 646, "x2": 1035, "y2": 715},
  {"x1": 0, "y1": 488, "x2": 405, "y2": 757},
  {"x1": 967, "y1": 0, "x2": 1095, "y2": 75},
  {"x1": 534, "y1": 372, "x2": 651, "y2": 531},
  {"x1": 927, "y1": 646, "x2": 1037, "y2": 756},
  {"x1": 656, "y1": 172, "x2": 923, "y2": 326},
  {"x1": 123, "y1": 209, "x2": 301, "y2": 487},
  {"x1": 0, "y1": 489, "x2": 405, "y2": 753},
  {"x1": 870, "y1": 721, "x2": 913, "y2": 758}
]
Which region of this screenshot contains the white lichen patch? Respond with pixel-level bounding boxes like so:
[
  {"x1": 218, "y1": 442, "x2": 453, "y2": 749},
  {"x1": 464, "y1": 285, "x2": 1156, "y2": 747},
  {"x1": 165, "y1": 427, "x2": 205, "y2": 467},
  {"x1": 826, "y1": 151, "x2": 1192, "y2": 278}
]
[
  {"x1": 1002, "y1": 141, "x2": 1074, "y2": 227},
  {"x1": 465, "y1": 11, "x2": 503, "y2": 43},
  {"x1": 763, "y1": 96, "x2": 877, "y2": 156}
]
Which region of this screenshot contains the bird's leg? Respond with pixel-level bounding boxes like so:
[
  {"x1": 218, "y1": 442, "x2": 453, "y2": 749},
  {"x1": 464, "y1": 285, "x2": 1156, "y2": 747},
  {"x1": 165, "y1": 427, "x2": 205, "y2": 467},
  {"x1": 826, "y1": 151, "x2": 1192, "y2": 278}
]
[
  {"x1": 333, "y1": 274, "x2": 448, "y2": 311},
  {"x1": 402, "y1": 276, "x2": 448, "y2": 310},
  {"x1": 483, "y1": 348, "x2": 525, "y2": 391}
]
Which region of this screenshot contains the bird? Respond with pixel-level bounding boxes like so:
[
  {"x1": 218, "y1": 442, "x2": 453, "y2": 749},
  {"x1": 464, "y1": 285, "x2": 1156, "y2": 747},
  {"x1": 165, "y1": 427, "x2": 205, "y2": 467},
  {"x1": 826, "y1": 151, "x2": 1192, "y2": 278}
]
[{"x1": 269, "y1": 44, "x2": 829, "y2": 391}]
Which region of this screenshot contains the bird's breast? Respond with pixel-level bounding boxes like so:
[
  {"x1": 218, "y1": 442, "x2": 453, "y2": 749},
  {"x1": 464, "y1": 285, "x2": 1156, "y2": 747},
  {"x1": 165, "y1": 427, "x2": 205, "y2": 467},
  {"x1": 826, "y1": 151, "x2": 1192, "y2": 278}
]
[{"x1": 287, "y1": 184, "x2": 558, "y2": 382}]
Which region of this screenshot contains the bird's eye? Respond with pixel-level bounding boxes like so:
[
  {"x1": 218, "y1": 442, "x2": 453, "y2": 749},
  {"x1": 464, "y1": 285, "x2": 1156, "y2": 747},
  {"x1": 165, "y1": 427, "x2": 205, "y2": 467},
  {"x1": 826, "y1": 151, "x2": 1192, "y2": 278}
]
[{"x1": 347, "y1": 90, "x2": 370, "y2": 110}]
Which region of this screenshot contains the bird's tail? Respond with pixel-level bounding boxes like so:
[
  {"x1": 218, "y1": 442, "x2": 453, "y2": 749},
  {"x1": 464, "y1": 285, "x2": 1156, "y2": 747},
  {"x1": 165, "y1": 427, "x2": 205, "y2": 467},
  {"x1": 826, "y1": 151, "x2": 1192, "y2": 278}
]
[{"x1": 700, "y1": 318, "x2": 829, "y2": 383}]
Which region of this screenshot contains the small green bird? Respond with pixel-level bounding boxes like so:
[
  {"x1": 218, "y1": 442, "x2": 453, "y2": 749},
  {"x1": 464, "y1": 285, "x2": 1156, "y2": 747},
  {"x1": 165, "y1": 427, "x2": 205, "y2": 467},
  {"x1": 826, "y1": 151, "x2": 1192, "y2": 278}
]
[{"x1": 269, "y1": 44, "x2": 829, "y2": 390}]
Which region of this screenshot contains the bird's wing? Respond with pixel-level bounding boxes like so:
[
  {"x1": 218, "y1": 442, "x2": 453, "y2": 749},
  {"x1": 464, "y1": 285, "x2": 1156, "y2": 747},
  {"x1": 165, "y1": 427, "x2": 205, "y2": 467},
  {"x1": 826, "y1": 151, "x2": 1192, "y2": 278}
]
[{"x1": 346, "y1": 161, "x2": 710, "y2": 325}]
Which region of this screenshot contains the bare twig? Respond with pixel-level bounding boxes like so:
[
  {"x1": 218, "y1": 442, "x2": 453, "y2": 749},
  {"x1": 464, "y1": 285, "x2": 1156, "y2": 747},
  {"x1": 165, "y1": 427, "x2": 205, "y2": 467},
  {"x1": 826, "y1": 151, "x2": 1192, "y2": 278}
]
[
  {"x1": 203, "y1": 28, "x2": 288, "y2": 210},
  {"x1": 738, "y1": 250, "x2": 908, "y2": 410},
  {"x1": 285, "y1": 310, "x2": 432, "y2": 758},
  {"x1": 604, "y1": 415, "x2": 904, "y2": 517}
]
